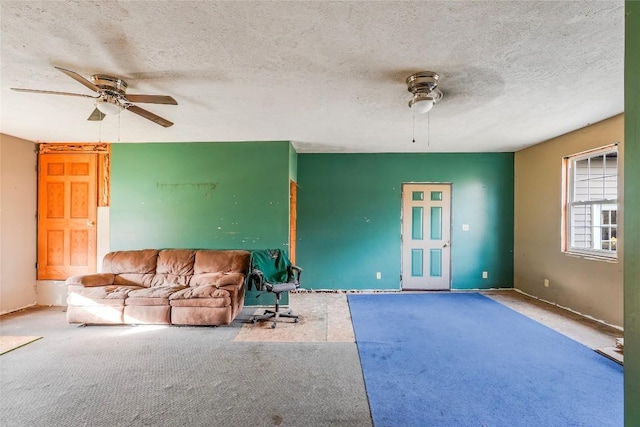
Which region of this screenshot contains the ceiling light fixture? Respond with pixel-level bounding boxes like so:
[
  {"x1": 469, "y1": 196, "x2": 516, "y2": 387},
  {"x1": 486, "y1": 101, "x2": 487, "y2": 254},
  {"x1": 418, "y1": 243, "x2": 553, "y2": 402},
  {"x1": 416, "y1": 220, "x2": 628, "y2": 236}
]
[
  {"x1": 95, "y1": 96, "x2": 124, "y2": 115},
  {"x1": 406, "y1": 71, "x2": 443, "y2": 114}
]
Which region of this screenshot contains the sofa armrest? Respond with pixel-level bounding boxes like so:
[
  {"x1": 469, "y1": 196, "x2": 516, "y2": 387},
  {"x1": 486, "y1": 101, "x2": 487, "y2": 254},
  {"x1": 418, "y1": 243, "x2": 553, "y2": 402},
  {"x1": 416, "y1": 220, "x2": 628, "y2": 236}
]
[
  {"x1": 66, "y1": 273, "x2": 115, "y2": 288},
  {"x1": 215, "y1": 273, "x2": 246, "y2": 289},
  {"x1": 218, "y1": 276, "x2": 246, "y2": 318}
]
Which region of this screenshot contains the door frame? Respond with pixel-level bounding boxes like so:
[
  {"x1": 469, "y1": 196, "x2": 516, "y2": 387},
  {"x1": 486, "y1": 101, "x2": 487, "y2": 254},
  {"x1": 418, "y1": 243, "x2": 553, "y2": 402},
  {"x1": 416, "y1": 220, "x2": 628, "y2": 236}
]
[
  {"x1": 289, "y1": 180, "x2": 297, "y2": 264},
  {"x1": 38, "y1": 143, "x2": 110, "y2": 207},
  {"x1": 400, "y1": 182, "x2": 452, "y2": 290}
]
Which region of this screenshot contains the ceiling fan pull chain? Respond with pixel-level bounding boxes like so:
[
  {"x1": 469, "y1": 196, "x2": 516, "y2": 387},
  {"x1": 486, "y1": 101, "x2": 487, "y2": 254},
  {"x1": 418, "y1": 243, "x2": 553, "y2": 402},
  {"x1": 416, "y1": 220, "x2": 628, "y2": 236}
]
[
  {"x1": 412, "y1": 113, "x2": 416, "y2": 144},
  {"x1": 427, "y1": 112, "x2": 430, "y2": 147}
]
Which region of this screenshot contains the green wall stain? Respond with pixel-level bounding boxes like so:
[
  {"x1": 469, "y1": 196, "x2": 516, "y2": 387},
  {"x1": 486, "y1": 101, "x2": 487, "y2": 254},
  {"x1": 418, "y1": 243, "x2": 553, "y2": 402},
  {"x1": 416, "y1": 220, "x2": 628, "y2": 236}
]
[
  {"x1": 296, "y1": 153, "x2": 514, "y2": 290},
  {"x1": 625, "y1": 2, "x2": 640, "y2": 425}
]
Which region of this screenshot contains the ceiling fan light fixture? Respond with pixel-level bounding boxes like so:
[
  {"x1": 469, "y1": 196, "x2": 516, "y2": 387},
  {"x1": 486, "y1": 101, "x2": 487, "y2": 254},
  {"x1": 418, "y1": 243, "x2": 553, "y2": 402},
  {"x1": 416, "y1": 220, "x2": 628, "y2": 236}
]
[
  {"x1": 406, "y1": 71, "x2": 444, "y2": 114},
  {"x1": 95, "y1": 97, "x2": 123, "y2": 115},
  {"x1": 409, "y1": 94, "x2": 435, "y2": 114}
]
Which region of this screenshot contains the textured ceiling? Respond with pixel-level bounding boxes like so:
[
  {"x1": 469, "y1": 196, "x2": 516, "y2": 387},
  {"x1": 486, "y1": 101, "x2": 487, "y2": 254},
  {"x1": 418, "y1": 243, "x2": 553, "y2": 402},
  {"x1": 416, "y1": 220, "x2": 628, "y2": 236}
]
[{"x1": 0, "y1": 1, "x2": 625, "y2": 153}]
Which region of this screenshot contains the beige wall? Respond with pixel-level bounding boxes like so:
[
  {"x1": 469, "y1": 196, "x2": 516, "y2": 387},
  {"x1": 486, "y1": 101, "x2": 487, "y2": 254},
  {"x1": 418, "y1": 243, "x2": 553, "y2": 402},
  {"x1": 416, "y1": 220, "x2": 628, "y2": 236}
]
[
  {"x1": 1, "y1": 134, "x2": 37, "y2": 314},
  {"x1": 514, "y1": 114, "x2": 624, "y2": 327}
]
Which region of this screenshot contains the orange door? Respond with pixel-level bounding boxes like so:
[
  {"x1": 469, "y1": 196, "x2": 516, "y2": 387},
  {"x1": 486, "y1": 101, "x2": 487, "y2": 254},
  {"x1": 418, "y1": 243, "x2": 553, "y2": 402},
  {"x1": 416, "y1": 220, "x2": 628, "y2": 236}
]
[{"x1": 38, "y1": 153, "x2": 98, "y2": 279}]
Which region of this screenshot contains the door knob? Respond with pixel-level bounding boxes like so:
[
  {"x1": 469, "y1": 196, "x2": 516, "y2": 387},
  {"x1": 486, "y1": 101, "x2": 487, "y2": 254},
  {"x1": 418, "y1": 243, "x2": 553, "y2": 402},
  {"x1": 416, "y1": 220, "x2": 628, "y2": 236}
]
[
  {"x1": 87, "y1": 221, "x2": 95, "y2": 227},
  {"x1": 443, "y1": 241, "x2": 449, "y2": 248}
]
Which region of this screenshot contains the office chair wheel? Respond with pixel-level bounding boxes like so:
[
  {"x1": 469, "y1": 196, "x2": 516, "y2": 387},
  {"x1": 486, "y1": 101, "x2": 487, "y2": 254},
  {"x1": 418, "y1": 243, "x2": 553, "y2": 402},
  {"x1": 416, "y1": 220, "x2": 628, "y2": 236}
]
[
  {"x1": 271, "y1": 322, "x2": 277, "y2": 329},
  {"x1": 294, "y1": 318, "x2": 300, "y2": 323}
]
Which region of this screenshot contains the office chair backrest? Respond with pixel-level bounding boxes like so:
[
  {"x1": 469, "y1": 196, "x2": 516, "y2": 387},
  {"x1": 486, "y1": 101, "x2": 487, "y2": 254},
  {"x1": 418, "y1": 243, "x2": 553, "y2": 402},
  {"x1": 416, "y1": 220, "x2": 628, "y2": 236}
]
[{"x1": 249, "y1": 249, "x2": 292, "y2": 289}]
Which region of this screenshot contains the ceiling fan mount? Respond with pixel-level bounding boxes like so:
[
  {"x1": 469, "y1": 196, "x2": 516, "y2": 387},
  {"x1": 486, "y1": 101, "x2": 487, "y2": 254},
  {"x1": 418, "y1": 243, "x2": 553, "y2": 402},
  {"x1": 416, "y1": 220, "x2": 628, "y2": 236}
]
[{"x1": 11, "y1": 67, "x2": 178, "y2": 127}]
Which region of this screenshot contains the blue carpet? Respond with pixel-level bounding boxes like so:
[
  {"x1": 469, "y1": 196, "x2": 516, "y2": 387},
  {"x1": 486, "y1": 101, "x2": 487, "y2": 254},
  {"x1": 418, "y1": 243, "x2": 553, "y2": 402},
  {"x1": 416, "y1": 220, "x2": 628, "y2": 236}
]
[{"x1": 348, "y1": 293, "x2": 623, "y2": 427}]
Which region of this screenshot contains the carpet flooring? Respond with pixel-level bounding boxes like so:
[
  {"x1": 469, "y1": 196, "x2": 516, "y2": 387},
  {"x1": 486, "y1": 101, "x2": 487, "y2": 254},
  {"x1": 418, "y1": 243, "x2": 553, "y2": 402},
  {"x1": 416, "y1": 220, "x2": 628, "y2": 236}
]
[
  {"x1": 348, "y1": 292, "x2": 623, "y2": 427},
  {"x1": 1, "y1": 292, "x2": 624, "y2": 427},
  {"x1": 0, "y1": 306, "x2": 371, "y2": 427}
]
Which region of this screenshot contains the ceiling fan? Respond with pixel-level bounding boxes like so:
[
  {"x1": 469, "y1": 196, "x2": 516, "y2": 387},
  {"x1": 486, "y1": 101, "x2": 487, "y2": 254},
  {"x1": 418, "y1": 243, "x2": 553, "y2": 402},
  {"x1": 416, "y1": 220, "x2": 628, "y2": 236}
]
[{"x1": 11, "y1": 67, "x2": 178, "y2": 127}]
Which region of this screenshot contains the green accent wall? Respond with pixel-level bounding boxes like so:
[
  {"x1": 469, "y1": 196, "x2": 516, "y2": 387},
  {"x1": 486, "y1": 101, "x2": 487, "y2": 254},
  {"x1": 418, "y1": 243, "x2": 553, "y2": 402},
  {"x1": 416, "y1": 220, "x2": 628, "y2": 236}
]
[
  {"x1": 296, "y1": 153, "x2": 514, "y2": 290},
  {"x1": 110, "y1": 141, "x2": 293, "y2": 305},
  {"x1": 111, "y1": 142, "x2": 291, "y2": 249},
  {"x1": 625, "y1": 2, "x2": 640, "y2": 425}
]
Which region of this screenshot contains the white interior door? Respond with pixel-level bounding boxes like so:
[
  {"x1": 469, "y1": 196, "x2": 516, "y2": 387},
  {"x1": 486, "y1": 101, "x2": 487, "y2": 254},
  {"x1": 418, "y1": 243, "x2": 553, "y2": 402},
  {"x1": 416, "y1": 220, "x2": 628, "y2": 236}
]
[{"x1": 401, "y1": 183, "x2": 451, "y2": 290}]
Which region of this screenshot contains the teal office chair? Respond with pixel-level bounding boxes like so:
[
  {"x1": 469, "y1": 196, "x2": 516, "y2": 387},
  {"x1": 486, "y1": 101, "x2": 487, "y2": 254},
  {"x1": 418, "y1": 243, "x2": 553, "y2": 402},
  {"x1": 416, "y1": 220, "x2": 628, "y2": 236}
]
[{"x1": 248, "y1": 249, "x2": 302, "y2": 328}]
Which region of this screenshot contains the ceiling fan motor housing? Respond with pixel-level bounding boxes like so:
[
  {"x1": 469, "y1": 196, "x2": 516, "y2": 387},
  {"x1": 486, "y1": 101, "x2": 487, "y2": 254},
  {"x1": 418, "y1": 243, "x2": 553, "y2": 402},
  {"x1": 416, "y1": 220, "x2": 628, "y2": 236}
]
[
  {"x1": 91, "y1": 74, "x2": 128, "y2": 95},
  {"x1": 406, "y1": 71, "x2": 439, "y2": 94},
  {"x1": 91, "y1": 74, "x2": 129, "y2": 113},
  {"x1": 406, "y1": 71, "x2": 444, "y2": 111}
]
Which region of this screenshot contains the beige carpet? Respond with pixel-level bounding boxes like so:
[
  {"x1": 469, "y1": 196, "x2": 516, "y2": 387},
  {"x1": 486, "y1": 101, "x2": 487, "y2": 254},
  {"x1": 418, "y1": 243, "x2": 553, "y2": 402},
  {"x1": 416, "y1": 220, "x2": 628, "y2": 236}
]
[
  {"x1": 234, "y1": 292, "x2": 355, "y2": 342},
  {"x1": 0, "y1": 336, "x2": 42, "y2": 355},
  {"x1": 1, "y1": 306, "x2": 372, "y2": 427}
]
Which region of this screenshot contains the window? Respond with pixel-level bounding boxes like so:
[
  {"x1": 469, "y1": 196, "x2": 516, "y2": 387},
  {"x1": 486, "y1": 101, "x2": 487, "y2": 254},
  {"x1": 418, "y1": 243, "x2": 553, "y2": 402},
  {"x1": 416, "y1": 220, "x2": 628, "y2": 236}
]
[{"x1": 563, "y1": 145, "x2": 618, "y2": 258}]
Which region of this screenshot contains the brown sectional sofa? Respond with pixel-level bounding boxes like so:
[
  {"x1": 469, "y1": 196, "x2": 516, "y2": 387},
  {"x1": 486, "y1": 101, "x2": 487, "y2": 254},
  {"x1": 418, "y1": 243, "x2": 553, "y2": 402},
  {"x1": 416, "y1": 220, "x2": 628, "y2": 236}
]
[{"x1": 66, "y1": 249, "x2": 250, "y2": 326}]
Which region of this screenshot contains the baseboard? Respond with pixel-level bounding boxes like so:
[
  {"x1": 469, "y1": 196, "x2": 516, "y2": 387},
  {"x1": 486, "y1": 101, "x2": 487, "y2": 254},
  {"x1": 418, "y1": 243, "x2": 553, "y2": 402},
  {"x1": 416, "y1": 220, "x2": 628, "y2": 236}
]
[
  {"x1": 0, "y1": 302, "x2": 37, "y2": 316},
  {"x1": 511, "y1": 288, "x2": 623, "y2": 332}
]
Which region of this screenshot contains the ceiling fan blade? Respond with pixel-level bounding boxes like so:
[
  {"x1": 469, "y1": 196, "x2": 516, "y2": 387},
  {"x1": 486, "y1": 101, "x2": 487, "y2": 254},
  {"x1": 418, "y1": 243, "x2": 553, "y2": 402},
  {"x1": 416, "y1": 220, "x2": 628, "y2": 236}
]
[
  {"x1": 87, "y1": 108, "x2": 106, "y2": 121},
  {"x1": 124, "y1": 94, "x2": 178, "y2": 105},
  {"x1": 55, "y1": 66, "x2": 101, "y2": 92},
  {"x1": 126, "y1": 104, "x2": 174, "y2": 127},
  {"x1": 11, "y1": 88, "x2": 98, "y2": 98}
]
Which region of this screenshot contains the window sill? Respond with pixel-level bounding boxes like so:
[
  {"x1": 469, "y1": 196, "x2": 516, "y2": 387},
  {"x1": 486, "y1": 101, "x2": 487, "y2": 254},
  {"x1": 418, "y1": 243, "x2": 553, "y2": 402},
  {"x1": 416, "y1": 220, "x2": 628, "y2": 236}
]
[{"x1": 564, "y1": 251, "x2": 619, "y2": 263}]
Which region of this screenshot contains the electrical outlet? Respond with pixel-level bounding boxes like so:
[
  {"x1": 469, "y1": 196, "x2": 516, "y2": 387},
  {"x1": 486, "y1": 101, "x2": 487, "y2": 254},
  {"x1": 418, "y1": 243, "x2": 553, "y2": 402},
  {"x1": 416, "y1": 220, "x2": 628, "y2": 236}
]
[
  {"x1": 544, "y1": 279, "x2": 550, "y2": 287},
  {"x1": 462, "y1": 224, "x2": 470, "y2": 231},
  {"x1": 482, "y1": 271, "x2": 488, "y2": 279},
  {"x1": 376, "y1": 272, "x2": 382, "y2": 280}
]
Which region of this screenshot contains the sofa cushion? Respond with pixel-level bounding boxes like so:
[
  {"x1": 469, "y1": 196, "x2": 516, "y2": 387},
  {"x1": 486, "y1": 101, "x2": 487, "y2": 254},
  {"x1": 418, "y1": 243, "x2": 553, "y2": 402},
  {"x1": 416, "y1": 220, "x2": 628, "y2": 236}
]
[
  {"x1": 150, "y1": 250, "x2": 195, "y2": 287},
  {"x1": 103, "y1": 249, "x2": 159, "y2": 275},
  {"x1": 169, "y1": 285, "x2": 230, "y2": 300},
  {"x1": 189, "y1": 272, "x2": 245, "y2": 288},
  {"x1": 67, "y1": 285, "x2": 142, "y2": 306},
  {"x1": 151, "y1": 274, "x2": 192, "y2": 287},
  {"x1": 126, "y1": 285, "x2": 188, "y2": 306},
  {"x1": 114, "y1": 273, "x2": 156, "y2": 288},
  {"x1": 170, "y1": 305, "x2": 231, "y2": 325},
  {"x1": 128, "y1": 285, "x2": 187, "y2": 299},
  {"x1": 66, "y1": 273, "x2": 115, "y2": 287},
  {"x1": 170, "y1": 297, "x2": 231, "y2": 308},
  {"x1": 156, "y1": 249, "x2": 195, "y2": 275},
  {"x1": 190, "y1": 272, "x2": 224, "y2": 286},
  {"x1": 125, "y1": 297, "x2": 171, "y2": 306},
  {"x1": 124, "y1": 305, "x2": 171, "y2": 324},
  {"x1": 193, "y1": 250, "x2": 250, "y2": 275}
]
